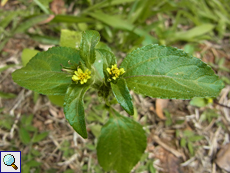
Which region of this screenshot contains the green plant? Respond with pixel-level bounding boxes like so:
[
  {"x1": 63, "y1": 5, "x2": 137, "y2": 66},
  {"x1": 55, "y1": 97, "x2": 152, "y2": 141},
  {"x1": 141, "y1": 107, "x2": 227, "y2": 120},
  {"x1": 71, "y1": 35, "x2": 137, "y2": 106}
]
[
  {"x1": 0, "y1": 113, "x2": 48, "y2": 172},
  {"x1": 178, "y1": 130, "x2": 204, "y2": 156},
  {"x1": 19, "y1": 114, "x2": 49, "y2": 172},
  {"x1": 12, "y1": 30, "x2": 224, "y2": 173}
]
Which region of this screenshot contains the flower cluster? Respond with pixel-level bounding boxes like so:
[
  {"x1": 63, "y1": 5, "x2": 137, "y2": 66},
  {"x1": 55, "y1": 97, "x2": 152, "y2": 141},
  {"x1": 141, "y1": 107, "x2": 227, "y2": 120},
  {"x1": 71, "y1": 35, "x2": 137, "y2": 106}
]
[
  {"x1": 107, "y1": 64, "x2": 125, "y2": 81},
  {"x1": 72, "y1": 68, "x2": 91, "y2": 84}
]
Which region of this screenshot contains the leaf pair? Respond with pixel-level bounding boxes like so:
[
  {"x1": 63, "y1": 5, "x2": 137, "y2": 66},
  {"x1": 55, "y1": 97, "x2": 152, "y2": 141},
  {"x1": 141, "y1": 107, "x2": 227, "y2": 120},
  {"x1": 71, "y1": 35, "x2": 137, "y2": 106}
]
[
  {"x1": 12, "y1": 30, "x2": 135, "y2": 139},
  {"x1": 12, "y1": 31, "x2": 102, "y2": 138}
]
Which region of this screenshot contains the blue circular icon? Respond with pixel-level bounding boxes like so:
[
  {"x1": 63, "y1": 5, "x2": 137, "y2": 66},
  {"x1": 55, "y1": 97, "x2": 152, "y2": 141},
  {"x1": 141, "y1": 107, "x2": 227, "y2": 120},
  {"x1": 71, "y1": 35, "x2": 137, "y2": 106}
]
[{"x1": 3, "y1": 154, "x2": 15, "y2": 166}]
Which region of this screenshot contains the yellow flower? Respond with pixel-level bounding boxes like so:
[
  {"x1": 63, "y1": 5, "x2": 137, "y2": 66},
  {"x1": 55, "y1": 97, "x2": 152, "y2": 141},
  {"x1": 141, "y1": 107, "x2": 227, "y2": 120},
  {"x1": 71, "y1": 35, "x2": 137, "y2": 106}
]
[
  {"x1": 72, "y1": 68, "x2": 91, "y2": 84},
  {"x1": 107, "y1": 64, "x2": 125, "y2": 81}
]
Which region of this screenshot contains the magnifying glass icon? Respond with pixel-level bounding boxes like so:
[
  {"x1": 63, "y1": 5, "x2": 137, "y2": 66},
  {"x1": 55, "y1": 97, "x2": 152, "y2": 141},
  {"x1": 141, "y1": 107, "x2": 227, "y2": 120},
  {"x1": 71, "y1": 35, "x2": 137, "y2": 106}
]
[{"x1": 3, "y1": 154, "x2": 18, "y2": 170}]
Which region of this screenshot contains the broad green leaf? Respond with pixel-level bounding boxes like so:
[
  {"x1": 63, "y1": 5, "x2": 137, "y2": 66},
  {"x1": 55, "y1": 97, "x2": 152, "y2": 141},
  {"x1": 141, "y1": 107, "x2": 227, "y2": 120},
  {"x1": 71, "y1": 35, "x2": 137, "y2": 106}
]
[
  {"x1": 97, "y1": 109, "x2": 146, "y2": 173},
  {"x1": 21, "y1": 48, "x2": 39, "y2": 67},
  {"x1": 12, "y1": 47, "x2": 82, "y2": 95},
  {"x1": 190, "y1": 97, "x2": 212, "y2": 107},
  {"x1": 60, "y1": 29, "x2": 82, "y2": 49},
  {"x1": 93, "y1": 53, "x2": 104, "y2": 80},
  {"x1": 120, "y1": 44, "x2": 224, "y2": 99},
  {"x1": 96, "y1": 42, "x2": 112, "y2": 52},
  {"x1": 111, "y1": 78, "x2": 134, "y2": 115},
  {"x1": 95, "y1": 49, "x2": 117, "y2": 80},
  {"x1": 96, "y1": 49, "x2": 117, "y2": 68},
  {"x1": 80, "y1": 30, "x2": 100, "y2": 67},
  {"x1": 60, "y1": 30, "x2": 111, "y2": 51},
  {"x1": 93, "y1": 42, "x2": 112, "y2": 80},
  {"x1": 48, "y1": 95, "x2": 64, "y2": 107},
  {"x1": 90, "y1": 124, "x2": 102, "y2": 138},
  {"x1": 64, "y1": 84, "x2": 90, "y2": 138},
  {"x1": 59, "y1": 30, "x2": 109, "y2": 80}
]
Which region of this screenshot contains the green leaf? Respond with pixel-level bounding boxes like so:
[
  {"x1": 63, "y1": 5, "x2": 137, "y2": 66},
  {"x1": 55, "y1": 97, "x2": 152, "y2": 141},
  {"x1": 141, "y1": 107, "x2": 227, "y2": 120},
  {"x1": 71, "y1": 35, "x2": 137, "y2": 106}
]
[
  {"x1": 19, "y1": 127, "x2": 31, "y2": 145},
  {"x1": 12, "y1": 47, "x2": 82, "y2": 95},
  {"x1": 111, "y1": 78, "x2": 134, "y2": 115},
  {"x1": 88, "y1": 11, "x2": 157, "y2": 45},
  {"x1": 190, "y1": 97, "x2": 212, "y2": 107},
  {"x1": 189, "y1": 135, "x2": 203, "y2": 142},
  {"x1": 0, "y1": 91, "x2": 16, "y2": 99},
  {"x1": 97, "y1": 109, "x2": 146, "y2": 173},
  {"x1": 0, "y1": 64, "x2": 15, "y2": 72},
  {"x1": 83, "y1": 0, "x2": 135, "y2": 13},
  {"x1": 13, "y1": 14, "x2": 50, "y2": 33},
  {"x1": 96, "y1": 42, "x2": 112, "y2": 52},
  {"x1": 31, "y1": 148, "x2": 41, "y2": 156},
  {"x1": 29, "y1": 34, "x2": 59, "y2": 45},
  {"x1": 33, "y1": 0, "x2": 50, "y2": 14},
  {"x1": 60, "y1": 29, "x2": 82, "y2": 48},
  {"x1": 32, "y1": 132, "x2": 49, "y2": 143},
  {"x1": 0, "y1": 114, "x2": 14, "y2": 130},
  {"x1": 187, "y1": 142, "x2": 194, "y2": 155},
  {"x1": 93, "y1": 52, "x2": 104, "y2": 80},
  {"x1": 90, "y1": 124, "x2": 102, "y2": 138},
  {"x1": 48, "y1": 95, "x2": 64, "y2": 107},
  {"x1": 120, "y1": 44, "x2": 224, "y2": 99},
  {"x1": 0, "y1": 11, "x2": 19, "y2": 29},
  {"x1": 51, "y1": 15, "x2": 94, "y2": 23},
  {"x1": 21, "y1": 114, "x2": 33, "y2": 127},
  {"x1": 21, "y1": 48, "x2": 39, "y2": 66},
  {"x1": 173, "y1": 24, "x2": 215, "y2": 41},
  {"x1": 25, "y1": 160, "x2": 42, "y2": 167},
  {"x1": 64, "y1": 84, "x2": 90, "y2": 138},
  {"x1": 95, "y1": 49, "x2": 117, "y2": 80},
  {"x1": 80, "y1": 30, "x2": 100, "y2": 67},
  {"x1": 96, "y1": 49, "x2": 117, "y2": 67},
  {"x1": 183, "y1": 130, "x2": 194, "y2": 137},
  {"x1": 180, "y1": 138, "x2": 187, "y2": 148}
]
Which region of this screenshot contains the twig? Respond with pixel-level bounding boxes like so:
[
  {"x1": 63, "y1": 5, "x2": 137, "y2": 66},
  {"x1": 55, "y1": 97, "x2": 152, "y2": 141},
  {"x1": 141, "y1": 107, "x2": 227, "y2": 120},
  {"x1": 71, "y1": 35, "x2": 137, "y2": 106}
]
[
  {"x1": 153, "y1": 135, "x2": 185, "y2": 160},
  {"x1": 57, "y1": 153, "x2": 78, "y2": 166},
  {"x1": 214, "y1": 100, "x2": 230, "y2": 109}
]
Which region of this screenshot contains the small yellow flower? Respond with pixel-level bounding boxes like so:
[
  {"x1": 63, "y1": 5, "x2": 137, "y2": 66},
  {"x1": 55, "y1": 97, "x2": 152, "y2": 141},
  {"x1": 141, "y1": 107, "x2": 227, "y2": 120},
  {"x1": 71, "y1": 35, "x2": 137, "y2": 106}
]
[
  {"x1": 107, "y1": 64, "x2": 125, "y2": 81},
  {"x1": 207, "y1": 98, "x2": 213, "y2": 104},
  {"x1": 72, "y1": 68, "x2": 91, "y2": 84}
]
